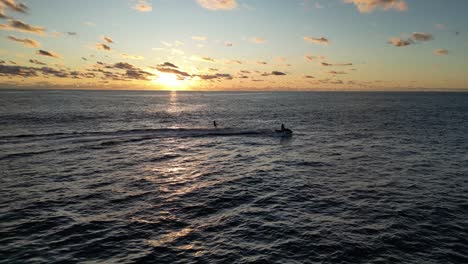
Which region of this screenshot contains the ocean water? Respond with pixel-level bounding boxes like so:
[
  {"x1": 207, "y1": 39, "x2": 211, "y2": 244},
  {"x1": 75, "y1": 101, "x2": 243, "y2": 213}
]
[{"x1": 1, "y1": 90, "x2": 467, "y2": 263}]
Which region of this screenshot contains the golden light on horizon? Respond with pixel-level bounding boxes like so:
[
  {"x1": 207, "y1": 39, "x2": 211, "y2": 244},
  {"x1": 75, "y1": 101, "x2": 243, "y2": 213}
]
[{"x1": 153, "y1": 73, "x2": 187, "y2": 90}]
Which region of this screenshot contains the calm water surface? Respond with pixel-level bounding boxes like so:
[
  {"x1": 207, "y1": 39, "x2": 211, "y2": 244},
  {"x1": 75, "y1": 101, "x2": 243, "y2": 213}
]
[{"x1": 1, "y1": 91, "x2": 467, "y2": 263}]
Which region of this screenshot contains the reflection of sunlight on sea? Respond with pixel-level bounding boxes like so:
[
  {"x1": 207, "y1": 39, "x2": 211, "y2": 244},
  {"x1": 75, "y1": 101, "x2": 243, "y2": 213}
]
[{"x1": 2, "y1": 91, "x2": 468, "y2": 263}]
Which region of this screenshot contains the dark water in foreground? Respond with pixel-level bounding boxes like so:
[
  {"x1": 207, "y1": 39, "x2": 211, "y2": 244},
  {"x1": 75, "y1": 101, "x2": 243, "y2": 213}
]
[{"x1": 1, "y1": 91, "x2": 467, "y2": 263}]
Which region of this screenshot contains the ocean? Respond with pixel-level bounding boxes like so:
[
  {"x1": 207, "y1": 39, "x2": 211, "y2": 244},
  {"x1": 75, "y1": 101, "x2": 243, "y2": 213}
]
[{"x1": 1, "y1": 90, "x2": 467, "y2": 263}]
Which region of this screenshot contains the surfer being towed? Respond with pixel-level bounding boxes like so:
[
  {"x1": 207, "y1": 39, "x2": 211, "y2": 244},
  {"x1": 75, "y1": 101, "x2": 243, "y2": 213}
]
[{"x1": 276, "y1": 123, "x2": 293, "y2": 135}]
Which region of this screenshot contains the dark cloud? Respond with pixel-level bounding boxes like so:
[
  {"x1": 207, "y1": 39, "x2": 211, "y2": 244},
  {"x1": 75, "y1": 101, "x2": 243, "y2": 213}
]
[
  {"x1": 261, "y1": 71, "x2": 287, "y2": 76},
  {"x1": 321, "y1": 62, "x2": 353, "y2": 66},
  {"x1": 158, "y1": 62, "x2": 178, "y2": 68},
  {"x1": 240, "y1": 70, "x2": 251, "y2": 74},
  {"x1": 0, "y1": 19, "x2": 45, "y2": 35},
  {"x1": 0, "y1": 0, "x2": 28, "y2": 14},
  {"x1": 96, "y1": 43, "x2": 111, "y2": 51},
  {"x1": 125, "y1": 69, "x2": 155, "y2": 80},
  {"x1": 228, "y1": 60, "x2": 242, "y2": 64},
  {"x1": 271, "y1": 71, "x2": 286, "y2": 76},
  {"x1": 196, "y1": 73, "x2": 233, "y2": 80},
  {"x1": 202, "y1": 57, "x2": 215, "y2": 62},
  {"x1": 304, "y1": 36, "x2": 330, "y2": 45},
  {"x1": 103, "y1": 36, "x2": 113, "y2": 43},
  {"x1": 329, "y1": 71, "x2": 347, "y2": 75},
  {"x1": 29, "y1": 59, "x2": 46, "y2": 65},
  {"x1": 411, "y1": 32, "x2": 433, "y2": 41},
  {"x1": 7, "y1": 35, "x2": 40, "y2": 47},
  {"x1": 37, "y1": 49, "x2": 60, "y2": 58},
  {"x1": 208, "y1": 68, "x2": 218, "y2": 72},
  {"x1": 256, "y1": 61, "x2": 267, "y2": 65},
  {"x1": 81, "y1": 57, "x2": 87, "y2": 61},
  {"x1": 40, "y1": 67, "x2": 69, "y2": 78},
  {"x1": 304, "y1": 75, "x2": 314, "y2": 78},
  {"x1": 0, "y1": 64, "x2": 37, "y2": 77},
  {"x1": 155, "y1": 66, "x2": 190, "y2": 77},
  {"x1": 113, "y1": 62, "x2": 134, "y2": 69},
  {"x1": 66, "y1": 32, "x2": 77, "y2": 36}
]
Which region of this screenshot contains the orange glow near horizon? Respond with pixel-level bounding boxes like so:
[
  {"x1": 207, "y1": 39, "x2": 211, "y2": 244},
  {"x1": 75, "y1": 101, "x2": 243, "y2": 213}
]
[{"x1": 153, "y1": 73, "x2": 188, "y2": 90}]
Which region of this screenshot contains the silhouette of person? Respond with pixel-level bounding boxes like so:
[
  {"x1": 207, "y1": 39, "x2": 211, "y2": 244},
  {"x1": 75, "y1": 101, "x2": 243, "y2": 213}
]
[{"x1": 213, "y1": 121, "x2": 217, "y2": 128}]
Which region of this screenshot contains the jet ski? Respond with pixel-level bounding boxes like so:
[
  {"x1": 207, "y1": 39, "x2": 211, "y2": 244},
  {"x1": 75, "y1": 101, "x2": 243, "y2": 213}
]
[{"x1": 276, "y1": 124, "x2": 293, "y2": 136}]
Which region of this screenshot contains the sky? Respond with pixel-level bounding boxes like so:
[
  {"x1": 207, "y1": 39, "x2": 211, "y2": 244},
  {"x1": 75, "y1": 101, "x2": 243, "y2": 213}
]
[{"x1": 0, "y1": 0, "x2": 467, "y2": 91}]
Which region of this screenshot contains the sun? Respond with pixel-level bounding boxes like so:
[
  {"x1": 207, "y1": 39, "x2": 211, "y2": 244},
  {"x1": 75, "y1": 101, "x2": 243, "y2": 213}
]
[{"x1": 153, "y1": 73, "x2": 186, "y2": 90}]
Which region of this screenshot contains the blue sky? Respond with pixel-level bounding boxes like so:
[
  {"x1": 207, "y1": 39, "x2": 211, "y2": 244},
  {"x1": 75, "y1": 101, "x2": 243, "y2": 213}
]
[{"x1": 1, "y1": 0, "x2": 467, "y2": 90}]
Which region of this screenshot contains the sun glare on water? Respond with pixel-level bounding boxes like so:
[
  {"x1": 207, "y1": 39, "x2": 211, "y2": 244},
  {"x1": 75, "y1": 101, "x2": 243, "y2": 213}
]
[{"x1": 153, "y1": 73, "x2": 186, "y2": 90}]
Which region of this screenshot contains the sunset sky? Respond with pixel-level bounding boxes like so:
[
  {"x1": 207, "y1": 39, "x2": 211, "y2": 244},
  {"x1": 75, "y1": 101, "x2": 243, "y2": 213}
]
[{"x1": 0, "y1": 0, "x2": 467, "y2": 90}]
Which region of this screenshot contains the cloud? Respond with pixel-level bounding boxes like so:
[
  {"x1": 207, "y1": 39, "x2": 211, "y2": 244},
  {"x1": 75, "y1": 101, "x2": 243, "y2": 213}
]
[
  {"x1": 95, "y1": 61, "x2": 155, "y2": 81},
  {"x1": 411, "y1": 32, "x2": 433, "y2": 42},
  {"x1": 125, "y1": 69, "x2": 155, "y2": 80},
  {"x1": 0, "y1": 0, "x2": 28, "y2": 14},
  {"x1": 113, "y1": 62, "x2": 134, "y2": 69},
  {"x1": 321, "y1": 62, "x2": 352, "y2": 66},
  {"x1": 0, "y1": 9, "x2": 8, "y2": 19},
  {"x1": 271, "y1": 71, "x2": 286, "y2": 76},
  {"x1": 304, "y1": 36, "x2": 329, "y2": 45},
  {"x1": 261, "y1": 71, "x2": 286, "y2": 76},
  {"x1": 7, "y1": 35, "x2": 40, "y2": 47},
  {"x1": 41, "y1": 67, "x2": 69, "y2": 78},
  {"x1": 66, "y1": 32, "x2": 77, "y2": 36},
  {"x1": 251, "y1": 37, "x2": 266, "y2": 44},
  {"x1": 388, "y1": 37, "x2": 413, "y2": 47},
  {"x1": 192, "y1": 36, "x2": 207, "y2": 41},
  {"x1": 37, "y1": 50, "x2": 60, "y2": 58},
  {"x1": 225, "y1": 42, "x2": 233, "y2": 47},
  {"x1": 0, "y1": 64, "x2": 37, "y2": 77},
  {"x1": 96, "y1": 43, "x2": 111, "y2": 51},
  {"x1": 202, "y1": 57, "x2": 215, "y2": 62},
  {"x1": 103, "y1": 36, "x2": 114, "y2": 43},
  {"x1": 344, "y1": 0, "x2": 407, "y2": 13},
  {"x1": 29, "y1": 59, "x2": 46, "y2": 65},
  {"x1": 304, "y1": 55, "x2": 325, "y2": 62},
  {"x1": 304, "y1": 75, "x2": 315, "y2": 78},
  {"x1": 196, "y1": 0, "x2": 237, "y2": 10},
  {"x1": 227, "y1": 60, "x2": 242, "y2": 64},
  {"x1": 433, "y1": 49, "x2": 448, "y2": 56},
  {"x1": 329, "y1": 71, "x2": 347, "y2": 74},
  {"x1": 195, "y1": 73, "x2": 233, "y2": 80},
  {"x1": 121, "y1": 53, "x2": 144, "y2": 60},
  {"x1": 158, "y1": 62, "x2": 178, "y2": 68},
  {"x1": 133, "y1": 0, "x2": 152, "y2": 12},
  {"x1": 0, "y1": 19, "x2": 45, "y2": 35},
  {"x1": 155, "y1": 66, "x2": 190, "y2": 77},
  {"x1": 256, "y1": 61, "x2": 267, "y2": 65}
]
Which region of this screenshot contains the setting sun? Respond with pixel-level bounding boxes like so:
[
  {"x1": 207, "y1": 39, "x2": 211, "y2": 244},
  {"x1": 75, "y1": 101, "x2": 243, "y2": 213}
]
[{"x1": 153, "y1": 73, "x2": 186, "y2": 90}]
